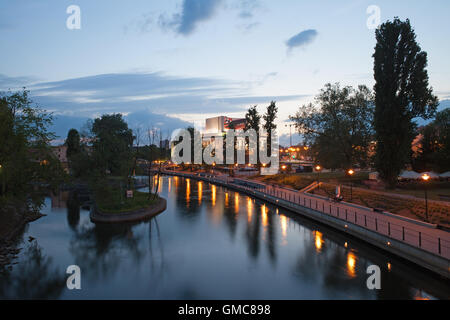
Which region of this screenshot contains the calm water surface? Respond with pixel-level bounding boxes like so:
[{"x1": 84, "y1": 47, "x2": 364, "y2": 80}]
[{"x1": 1, "y1": 176, "x2": 449, "y2": 299}]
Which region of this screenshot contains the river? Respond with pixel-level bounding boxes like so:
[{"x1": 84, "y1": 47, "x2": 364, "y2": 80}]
[{"x1": 0, "y1": 175, "x2": 448, "y2": 299}]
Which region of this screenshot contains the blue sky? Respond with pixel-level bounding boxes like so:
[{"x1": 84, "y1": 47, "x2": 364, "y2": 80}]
[{"x1": 1, "y1": 0, "x2": 450, "y2": 143}]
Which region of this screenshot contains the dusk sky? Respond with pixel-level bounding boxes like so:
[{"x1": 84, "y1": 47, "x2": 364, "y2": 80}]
[{"x1": 1, "y1": 0, "x2": 449, "y2": 143}]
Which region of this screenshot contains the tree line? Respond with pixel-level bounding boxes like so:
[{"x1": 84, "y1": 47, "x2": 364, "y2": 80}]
[{"x1": 65, "y1": 114, "x2": 170, "y2": 200}]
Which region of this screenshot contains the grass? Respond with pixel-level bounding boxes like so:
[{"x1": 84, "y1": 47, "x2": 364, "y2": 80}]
[
  {"x1": 251, "y1": 171, "x2": 450, "y2": 227},
  {"x1": 96, "y1": 190, "x2": 157, "y2": 214},
  {"x1": 312, "y1": 183, "x2": 450, "y2": 227},
  {"x1": 252, "y1": 171, "x2": 370, "y2": 190},
  {"x1": 393, "y1": 188, "x2": 450, "y2": 201},
  {"x1": 93, "y1": 176, "x2": 157, "y2": 214}
]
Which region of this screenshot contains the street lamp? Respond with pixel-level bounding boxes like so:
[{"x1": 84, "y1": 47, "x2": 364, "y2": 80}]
[
  {"x1": 421, "y1": 173, "x2": 430, "y2": 222},
  {"x1": 315, "y1": 165, "x2": 322, "y2": 190},
  {"x1": 347, "y1": 169, "x2": 355, "y2": 201},
  {"x1": 285, "y1": 124, "x2": 294, "y2": 147}
]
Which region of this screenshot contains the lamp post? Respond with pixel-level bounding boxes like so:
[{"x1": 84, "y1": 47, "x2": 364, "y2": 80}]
[
  {"x1": 285, "y1": 124, "x2": 294, "y2": 147},
  {"x1": 421, "y1": 173, "x2": 430, "y2": 222},
  {"x1": 315, "y1": 165, "x2": 322, "y2": 190},
  {"x1": 347, "y1": 169, "x2": 355, "y2": 201}
]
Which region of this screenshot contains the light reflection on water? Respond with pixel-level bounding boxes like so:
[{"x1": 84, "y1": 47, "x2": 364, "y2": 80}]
[{"x1": 0, "y1": 176, "x2": 448, "y2": 300}]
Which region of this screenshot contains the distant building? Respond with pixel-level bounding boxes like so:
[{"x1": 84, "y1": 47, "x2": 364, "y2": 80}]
[
  {"x1": 51, "y1": 145, "x2": 69, "y2": 172},
  {"x1": 206, "y1": 116, "x2": 227, "y2": 133},
  {"x1": 205, "y1": 116, "x2": 246, "y2": 134},
  {"x1": 52, "y1": 145, "x2": 68, "y2": 163},
  {"x1": 225, "y1": 118, "x2": 246, "y2": 130}
]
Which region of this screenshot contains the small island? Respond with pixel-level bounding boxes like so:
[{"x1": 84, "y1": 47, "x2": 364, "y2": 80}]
[
  {"x1": 63, "y1": 114, "x2": 168, "y2": 224},
  {"x1": 90, "y1": 188, "x2": 166, "y2": 223}
]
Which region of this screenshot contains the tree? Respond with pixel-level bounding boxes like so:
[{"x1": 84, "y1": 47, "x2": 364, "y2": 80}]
[
  {"x1": 66, "y1": 129, "x2": 81, "y2": 159},
  {"x1": 373, "y1": 18, "x2": 438, "y2": 187},
  {"x1": 413, "y1": 108, "x2": 450, "y2": 172},
  {"x1": 412, "y1": 124, "x2": 439, "y2": 172},
  {"x1": 263, "y1": 101, "x2": 278, "y2": 156},
  {"x1": 91, "y1": 114, "x2": 134, "y2": 177},
  {"x1": 0, "y1": 89, "x2": 64, "y2": 210},
  {"x1": 433, "y1": 109, "x2": 450, "y2": 172},
  {"x1": 245, "y1": 105, "x2": 261, "y2": 165},
  {"x1": 290, "y1": 83, "x2": 374, "y2": 169}
]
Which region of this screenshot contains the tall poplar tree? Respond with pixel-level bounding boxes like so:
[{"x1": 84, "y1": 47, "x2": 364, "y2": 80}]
[
  {"x1": 263, "y1": 101, "x2": 278, "y2": 156},
  {"x1": 373, "y1": 18, "x2": 438, "y2": 187}
]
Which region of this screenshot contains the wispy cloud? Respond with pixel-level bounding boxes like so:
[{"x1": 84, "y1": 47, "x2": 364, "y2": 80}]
[
  {"x1": 1, "y1": 71, "x2": 305, "y2": 118},
  {"x1": 286, "y1": 29, "x2": 318, "y2": 51},
  {"x1": 1, "y1": 71, "x2": 307, "y2": 138},
  {"x1": 237, "y1": 0, "x2": 261, "y2": 19},
  {"x1": 159, "y1": 0, "x2": 224, "y2": 36},
  {"x1": 124, "y1": 12, "x2": 155, "y2": 34},
  {"x1": 0, "y1": 74, "x2": 39, "y2": 90}
]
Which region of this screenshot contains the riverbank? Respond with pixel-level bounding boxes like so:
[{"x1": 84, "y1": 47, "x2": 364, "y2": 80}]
[
  {"x1": 252, "y1": 173, "x2": 450, "y2": 227},
  {"x1": 0, "y1": 200, "x2": 45, "y2": 273},
  {"x1": 163, "y1": 170, "x2": 450, "y2": 279}
]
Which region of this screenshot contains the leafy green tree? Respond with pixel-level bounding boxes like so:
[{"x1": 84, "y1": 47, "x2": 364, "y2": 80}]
[
  {"x1": 290, "y1": 83, "x2": 374, "y2": 169},
  {"x1": 65, "y1": 128, "x2": 89, "y2": 178},
  {"x1": 412, "y1": 124, "x2": 439, "y2": 172},
  {"x1": 263, "y1": 101, "x2": 278, "y2": 156},
  {"x1": 414, "y1": 108, "x2": 450, "y2": 172},
  {"x1": 433, "y1": 109, "x2": 450, "y2": 172},
  {"x1": 373, "y1": 18, "x2": 438, "y2": 187},
  {"x1": 91, "y1": 114, "x2": 134, "y2": 177},
  {"x1": 0, "y1": 89, "x2": 64, "y2": 210},
  {"x1": 66, "y1": 129, "x2": 81, "y2": 158}
]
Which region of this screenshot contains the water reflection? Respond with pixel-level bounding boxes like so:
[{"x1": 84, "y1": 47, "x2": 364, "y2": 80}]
[
  {"x1": 211, "y1": 185, "x2": 216, "y2": 207},
  {"x1": 1, "y1": 176, "x2": 448, "y2": 299},
  {"x1": 186, "y1": 179, "x2": 190, "y2": 205},
  {"x1": 0, "y1": 243, "x2": 66, "y2": 299},
  {"x1": 346, "y1": 252, "x2": 357, "y2": 278},
  {"x1": 314, "y1": 231, "x2": 324, "y2": 253},
  {"x1": 198, "y1": 181, "x2": 202, "y2": 204},
  {"x1": 66, "y1": 193, "x2": 80, "y2": 230},
  {"x1": 280, "y1": 215, "x2": 288, "y2": 240}
]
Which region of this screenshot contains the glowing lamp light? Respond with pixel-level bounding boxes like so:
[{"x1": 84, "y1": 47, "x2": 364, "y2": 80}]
[
  {"x1": 347, "y1": 169, "x2": 355, "y2": 176},
  {"x1": 281, "y1": 165, "x2": 287, "y2": 170},
  {"x1": 315, "y1": 165, "x2": 322, "y2": 171},
  {"x1": 422, "y1": 173, "x2": 430, "y2": 181}
]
